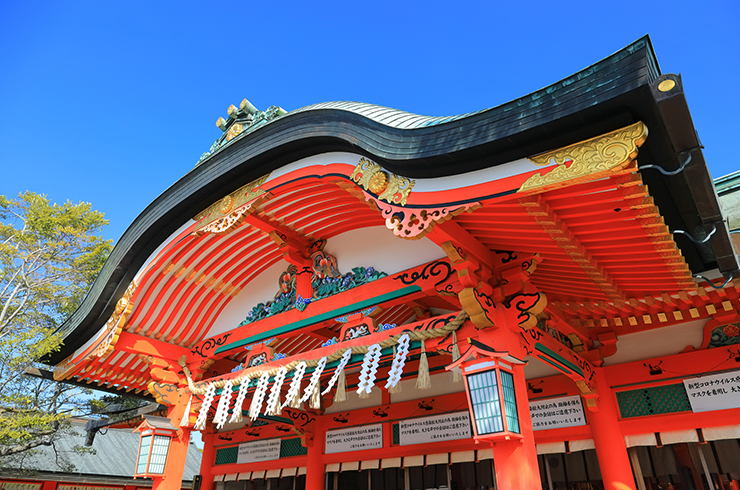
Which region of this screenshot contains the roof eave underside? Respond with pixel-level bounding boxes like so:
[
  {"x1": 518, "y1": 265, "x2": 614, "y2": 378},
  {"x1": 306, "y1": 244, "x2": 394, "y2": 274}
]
[{"x1": 49, "y1": 35, "x2": 734, "y2": 364}]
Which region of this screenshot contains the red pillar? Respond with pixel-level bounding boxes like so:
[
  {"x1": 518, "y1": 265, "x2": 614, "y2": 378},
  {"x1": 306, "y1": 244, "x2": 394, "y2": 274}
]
[
  {"x1": 589, "y1": 368, "x2": 636, "y2": 490},
  {"x1": 40, "y1": 481, "x2": 57, "y2": 490},
  {"x1": 304, "y1": 415, "x2": 325, "y2": 490},
  {"x1": 154, "y1": 426, "x2": 192, "y2": 490},
  {"x1": 490, "y1": 363, "x2": 542, "y2": 490},
  {"x1": 199, "y1": 431, "x2": 216, "y2": 490}
]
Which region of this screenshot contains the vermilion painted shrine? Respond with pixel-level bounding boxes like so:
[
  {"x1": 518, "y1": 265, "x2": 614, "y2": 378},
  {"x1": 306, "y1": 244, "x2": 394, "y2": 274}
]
[{"x1": 47, "y1": 37, "x2": 740, "y2": 490}]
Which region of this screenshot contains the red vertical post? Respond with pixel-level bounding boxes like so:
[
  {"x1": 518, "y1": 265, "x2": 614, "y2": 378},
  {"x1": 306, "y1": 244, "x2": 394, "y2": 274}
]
[
  {"x1": 589, "y1": 368, "x2": 637, "y2": 490},
  {"x1": 40, "y1": 481, "x2": 57, "y2": 490},
  {"x1": 154, "y1": 426, "x2": 192, "y2": 490},
  {"x1": 199, "y1": 431, "x2": 216, "y2": 490},
  {"x1": 304, "y1": 415, "x2": 325, "y2": 490},
  {"x1": 490, "y1": 363, "x2": 542, "y2": 490}
]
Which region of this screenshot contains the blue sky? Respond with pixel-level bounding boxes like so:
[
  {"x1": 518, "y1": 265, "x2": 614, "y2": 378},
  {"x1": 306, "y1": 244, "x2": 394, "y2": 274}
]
[{"x1": 2, "y1": 1, "x2": 738, "y2": 242}]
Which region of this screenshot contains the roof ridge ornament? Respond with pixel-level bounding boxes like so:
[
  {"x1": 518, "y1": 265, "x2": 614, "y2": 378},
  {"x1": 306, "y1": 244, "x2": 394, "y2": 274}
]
[{"x1": 197, "y1": 98, "x2": 287, "y2": 165}]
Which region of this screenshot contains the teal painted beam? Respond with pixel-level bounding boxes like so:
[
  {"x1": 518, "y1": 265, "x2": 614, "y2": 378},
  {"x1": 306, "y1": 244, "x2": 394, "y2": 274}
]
[
  {"x1": 215, "y1": 286, "x2": 421, "y2": 355},
  {"x1": 534, "y1": 342, "x2": 584, "y2": 377}
]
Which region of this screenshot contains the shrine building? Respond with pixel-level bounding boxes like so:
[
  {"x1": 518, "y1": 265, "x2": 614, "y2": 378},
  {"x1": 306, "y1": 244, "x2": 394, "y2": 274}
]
[{"x1": 46, "y1": 36, "x2": 740, "y2": 490}]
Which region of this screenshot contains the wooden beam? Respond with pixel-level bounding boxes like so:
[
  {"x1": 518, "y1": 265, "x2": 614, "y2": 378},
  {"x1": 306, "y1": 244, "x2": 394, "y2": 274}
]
[
  {"x1": 518, "y1": 194, "x2": 625, "y2": 301},
  {"x1": 116, "y1": 331, "x2": 191, "y2": 362}
]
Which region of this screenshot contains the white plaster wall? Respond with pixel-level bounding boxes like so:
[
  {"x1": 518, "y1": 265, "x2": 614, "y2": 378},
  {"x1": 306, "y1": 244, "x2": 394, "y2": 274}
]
[
  {"x1": 523, "y1": 357, "x2": 562, "y2": 380},
  {"x1": 205, "y1": 226, "x2": 445, "y2": 339},
  {"x1": 207, "y1": 261, "x2": 287, "y2": 338},
  {"x1": 602, "y1": 318, "x2": 708, "y2": 366},
  {"x1": 389, "y1": 372, "x2": 465, "y2": 404},
  {"x1": 324, "y1": 386, "x2": 383, "y2": 414},
  {"x1": 321, "y1": 226, "x2": 444, "y2": 277}
]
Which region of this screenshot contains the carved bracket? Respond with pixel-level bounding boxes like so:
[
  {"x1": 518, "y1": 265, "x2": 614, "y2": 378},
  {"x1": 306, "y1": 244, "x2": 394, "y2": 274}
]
[
  {"x1": 518, "y1": 121, "x2": 648, "y2": 193},
  {"x1": 350, "y1": 157, "x2": 415, "y2": 206},
  {"x1": 194, "y1": 175, "x2": 270, "y2": 234}
]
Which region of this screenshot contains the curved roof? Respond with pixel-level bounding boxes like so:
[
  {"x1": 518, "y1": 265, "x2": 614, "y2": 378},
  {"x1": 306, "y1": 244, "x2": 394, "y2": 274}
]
[
  {"x1": 49, "y1": 35, "x2": 736, "y2": 369},
  {"x1": 289, "y1": 101, "x2": 488, "y2": 129}
]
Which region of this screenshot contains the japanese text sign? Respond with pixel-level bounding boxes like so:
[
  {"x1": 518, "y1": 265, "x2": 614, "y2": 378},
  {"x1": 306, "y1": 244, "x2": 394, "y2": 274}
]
[
  {"x1": 684, "y1": 370, "x2": 740, "y2": 413},
  {"x1": 399, "y1": 412, "x2": 471, "y2": 445},
  {"x1": 325, "y1": 424, "x2": 383, "y2": 454},
  {"x1": 529, "y1": 395, "x2": 586, "y2": 431}
]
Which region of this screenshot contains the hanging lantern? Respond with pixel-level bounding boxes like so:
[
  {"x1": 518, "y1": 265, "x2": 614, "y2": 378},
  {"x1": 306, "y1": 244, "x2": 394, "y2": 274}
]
[
  {"x1": 133, "y1": 416, "x2": 178, "y2": 477},
  {"x1": 446, "y1": 339, "x2": 525, "y2": 441}
]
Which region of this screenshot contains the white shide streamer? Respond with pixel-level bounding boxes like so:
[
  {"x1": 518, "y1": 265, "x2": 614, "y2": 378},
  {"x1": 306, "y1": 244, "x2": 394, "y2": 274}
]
[
  {"x1": 322, "y1": 349, "x2": 353, "y2": 395},
  {"x1": 229, "y1": 377, "x2": 252, "y2": 424},
  {"x1": 384, "y1": 334, "x2": 410, "y2": 390},
  {"x1": 248, "y1": 372, "x2": 271, "y2": 421},
  {"x1": 357, "y1": 343, "x2": 382, "y2": 396},
  {"x1": 213, "y1": 380, "x2": 234, "y2": 430},
  {"x1": 265, "y1": 366, "x2": 288, "y2": 416},
  {"x1": 194, "y1": 383, "x2": 216, "y2": 431},
  {"x1": 300, "y1": 357, "x2": 327, "y2": 404},
  {"x1": 281, "y1": 361, "x2": 307, "y2": 410}
]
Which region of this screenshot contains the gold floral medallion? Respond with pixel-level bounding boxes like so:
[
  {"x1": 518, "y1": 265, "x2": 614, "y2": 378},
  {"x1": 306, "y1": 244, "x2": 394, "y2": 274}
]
[{"x1": 368, "y1": 171, "x2": 389, "y2": 194}]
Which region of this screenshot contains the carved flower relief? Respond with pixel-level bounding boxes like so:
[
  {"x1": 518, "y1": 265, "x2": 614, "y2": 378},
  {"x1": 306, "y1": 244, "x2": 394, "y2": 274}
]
[
  {"x1": 709, "y1": 323, "x2": 740, "y2": 348},
  {"x1": 226, "y1": 123, "x2": 243, "y2": 141},
  {"x1": 368, "y1": 171, "x2": 389, "y2": 194},
  {"x1": 219, "y1": 195, "x2": 234, "y2": 214}
]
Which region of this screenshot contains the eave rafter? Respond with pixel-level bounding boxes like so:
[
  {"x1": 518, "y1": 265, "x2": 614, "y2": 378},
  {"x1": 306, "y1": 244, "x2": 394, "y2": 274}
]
[
  {"x1": 518, "y1": 194, "x2": 625, "y2": 301},
  {"x1": 548, "y1": 281, "x2": 740, "y2": 335}
]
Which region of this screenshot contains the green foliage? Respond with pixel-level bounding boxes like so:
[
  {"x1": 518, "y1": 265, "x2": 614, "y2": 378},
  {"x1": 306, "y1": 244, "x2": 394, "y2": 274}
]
[{"x1": 0, "y1": 192, "x2": 113, "y2": 465}]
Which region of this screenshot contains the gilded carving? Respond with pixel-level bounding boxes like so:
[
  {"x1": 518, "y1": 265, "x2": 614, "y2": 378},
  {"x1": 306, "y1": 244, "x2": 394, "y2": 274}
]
[
  {"x1": 518, "y1": 122, "x2": 648, "y2": 192},
  {"x1": 226, "y1": 123, "x2": 243, "y2": 141},
  {"x1": 195, "y1": 174, "x2": 271, "y2": 234},
  {"x1": 53, "y1": 280, "x2": 137, "y2": 381},
  {"x1": 350, "y1": 157, "x2": 415, "y2": 206}
]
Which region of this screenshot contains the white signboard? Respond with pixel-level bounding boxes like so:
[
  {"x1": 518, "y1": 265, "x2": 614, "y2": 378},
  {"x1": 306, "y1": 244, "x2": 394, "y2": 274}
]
[
  {"x1": 325, "y1": 424, "x2": 383, "y2": 454},
  {"x1": 684, "y1": 370, "x2": 740, "y2": 413},
  {"x1": 399, "y1": 412, "x2": 471, "y2": 445},
  {"x1": 236, "y1": 438, "x2": 281, "y2": 464},
  {"x1": 530, "y1": 395, "x2": 586, "y2": 431}
]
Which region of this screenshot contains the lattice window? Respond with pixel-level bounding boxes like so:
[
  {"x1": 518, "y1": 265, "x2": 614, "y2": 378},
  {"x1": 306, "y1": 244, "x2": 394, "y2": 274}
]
[
  {"x1": 280, "y1": 437, "x2": 307, "y2": 457},
  {"x1": 616, "y1": 383, "x2": 691, "y2": 418},
  {"x1": 501, "y1": 371, "x2": 520, "y2": 434},
  {"x1": 214, "y1": 446, "x2": 238, "y2": 465}
]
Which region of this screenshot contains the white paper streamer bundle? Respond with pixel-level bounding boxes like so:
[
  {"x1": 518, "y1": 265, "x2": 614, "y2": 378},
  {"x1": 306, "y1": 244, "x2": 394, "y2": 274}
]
[
  {"x1": 180, "y1": 395, "x2": 192, "y2": 427},
  {"x1": 248, "y1": 372, "x2": 271, "y2": 421},
  {"x1": 357, "y1": 343, "x2": 382, "y2": 397},
  {"x1": 281, "y1": 361, "x2": 307, "y2": 409},
  {"x1": 194, "y1": 383, "x2": 216, "y2": 430},
  {"x1": 229, "y1": 377, "x2": 252, "y2": 423},
  {"x1": 322, "y1": 349, "x2": 353, "y2": 396},
  {"x1": 265, "y1": 366, "x2": 288, "y2": 416},
  {"x1": 385, "y1": 334, "x2": 410, "y2": 391},
  {"x1": 300, "y1": 357, "x2": 327, "y2": 404},
  {"x1": 213, "y1": 380, "x2": 234, "y2": 430}
]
